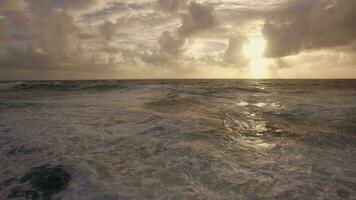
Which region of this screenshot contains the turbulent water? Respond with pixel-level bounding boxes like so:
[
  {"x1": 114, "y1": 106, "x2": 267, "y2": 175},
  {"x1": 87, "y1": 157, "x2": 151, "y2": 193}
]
[{"x1": 0, "y1": 80, "x2": 356, "y2": 200}]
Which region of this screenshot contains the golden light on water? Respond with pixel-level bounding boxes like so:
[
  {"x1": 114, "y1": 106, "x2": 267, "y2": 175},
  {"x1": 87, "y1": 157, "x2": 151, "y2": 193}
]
[{"x1": 243, "y1": 36, "x2": 270, "y2": 78}]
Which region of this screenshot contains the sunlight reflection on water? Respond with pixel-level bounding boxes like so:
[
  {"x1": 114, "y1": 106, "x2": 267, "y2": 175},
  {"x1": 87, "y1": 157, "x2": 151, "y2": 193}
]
[{"x1": 237, "y1": 101, "x2": 249, "y2": 106}]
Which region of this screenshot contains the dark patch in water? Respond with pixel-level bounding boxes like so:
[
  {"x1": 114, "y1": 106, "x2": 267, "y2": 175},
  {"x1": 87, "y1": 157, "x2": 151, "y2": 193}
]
[
  {"x1": 7, "y1": 145, "x2": 40, "y2": 156},
  {"x1": 337, "y1": 189, "x2": 350, "y2": 199},
  {"x1": 8, "y1": 188, "x2": 40, "y2": 200},
  {"x1": 10, "y1": 81, "x2": 128, "y2": 92},
  {"x1": 20, "y1": 165, "x2": 70, "y2": 199},
  {"x1": 0, "y1": 102, "x2": 43, "y2": 109},
  {"x1": 2, "y1": 165, "x2": 70, "y2": 200},
  {"x1": 4, "y1": 178, "x2": 17, "y2": 186}
]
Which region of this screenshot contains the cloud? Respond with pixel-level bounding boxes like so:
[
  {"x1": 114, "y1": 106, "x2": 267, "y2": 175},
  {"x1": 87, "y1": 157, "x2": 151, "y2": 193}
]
[
  {"x1": 142, "y1": 1, "x2": 219, "y2": 66},
  {"x1": 141, "y1": 31, "x2": 185, "y2": 64},
  {"x1": 273, "y1": 58, "x2": 290, "y2": 68},
  {"x1": 159, "y1": 31, "x2": 186, "y2": 57},
  {"x1": 55, "y1": 0, "x2": 97, "y2": 11},
  {"x1": 0, "y1": 47, "x2": 53, "y2": 70},
  {"x1": 78, "y1": 32, "x2": 96, "y2": 40},
  {"x1": 1, "y1": 0, "x2": 356, "y2": 79},
  {"x1": 0, "y1": 0, "x2": 162, "y2": 74},
  {"x1": 262, "y1": 21, "x2": 307, "y2": 58},
  {"x1": 141, "y1": 53, "x2": 169, "y2": 65},
  {"x1": 157, "y1": 0, "x2": 187, "y2": 13},
  {"x1": 27, "y1": 0, "x2": 97, "y2": 13},
  {"x1": 36, "y1": 11, "x2": 79, "y2": 62},
  {"x1": 263, "y1": 0, "x2": 356, "y2": 58},
  {"x1": 0, "y1": 0, "x2": 27, "y2": 11},
  {"x1": 99, "y1": 21, "x2": 117, "y2": 41},
  {"x1": 224, "y1": 37, "x2": 249, "y2": 67},
  {"x1": 0, "y1": 2, "x2": 83, "y2": 70},
  {"x1": 178, "y1": 1, "x2": 217, "y2": 37},
  {"x1": 0, "y1": 18, "x2": 4, "y2": 42}
]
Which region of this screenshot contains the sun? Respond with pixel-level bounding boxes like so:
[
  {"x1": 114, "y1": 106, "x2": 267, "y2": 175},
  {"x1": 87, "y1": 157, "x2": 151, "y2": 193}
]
[
  {"x1": 243, "y1": 36, "x2": 270, "y2": 78},
  {"x1": 243, "y1": 37, "x2": 266, "y2": 58}
]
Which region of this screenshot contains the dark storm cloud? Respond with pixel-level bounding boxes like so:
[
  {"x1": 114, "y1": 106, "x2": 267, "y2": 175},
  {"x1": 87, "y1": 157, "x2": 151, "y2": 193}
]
[{"x1": 263, "y1": 0, "x2": 356, "y2": 58}]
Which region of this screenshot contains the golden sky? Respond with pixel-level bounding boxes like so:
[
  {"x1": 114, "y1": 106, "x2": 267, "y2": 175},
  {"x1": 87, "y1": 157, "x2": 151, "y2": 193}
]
[{"x1": 0, "y1": 0, "x2": 356, "y2": 79}]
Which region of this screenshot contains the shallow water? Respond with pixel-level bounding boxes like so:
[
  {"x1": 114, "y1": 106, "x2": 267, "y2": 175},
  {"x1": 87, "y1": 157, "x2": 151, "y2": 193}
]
[{"x1": 0, "y1": 80, "x2": 356, "y2": 199}]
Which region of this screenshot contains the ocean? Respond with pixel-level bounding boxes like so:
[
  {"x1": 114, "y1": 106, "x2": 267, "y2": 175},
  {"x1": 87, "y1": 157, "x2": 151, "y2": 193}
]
[{"x1": 0, "y1": 80, "x2": 356, "y2": 199}]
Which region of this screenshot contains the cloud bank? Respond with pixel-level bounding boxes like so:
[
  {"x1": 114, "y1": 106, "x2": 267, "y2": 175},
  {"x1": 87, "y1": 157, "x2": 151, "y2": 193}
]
[
  {"x1": 0, "y1": 0, "x2": 355, "y2": 79},
  {"x1": 263, "y1": 0, "x2": 356, "y2": 57}
]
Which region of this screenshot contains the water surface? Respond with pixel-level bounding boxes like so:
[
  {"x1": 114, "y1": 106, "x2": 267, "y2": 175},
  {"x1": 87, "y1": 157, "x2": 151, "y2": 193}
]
[{"x1": 0, "y1": 80, "x2": 356, "y2": 199}]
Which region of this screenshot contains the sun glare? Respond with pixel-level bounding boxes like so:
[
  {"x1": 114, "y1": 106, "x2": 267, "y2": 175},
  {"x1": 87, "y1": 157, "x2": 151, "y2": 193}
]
[
  {"x1": 243, "y1": 37, "x2": 270, "y2": 78},
  {"x1": 248, "y1": 58, "x2": 270, "y2": 78},
  {"x1": 243, "y1": 37, "x2": 266, "y2": 58}
]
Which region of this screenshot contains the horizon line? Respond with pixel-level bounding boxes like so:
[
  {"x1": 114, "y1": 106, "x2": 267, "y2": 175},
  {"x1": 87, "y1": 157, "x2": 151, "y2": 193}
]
[{"x1": 1, "y1": 78, "x2": 356, "y2": 82}]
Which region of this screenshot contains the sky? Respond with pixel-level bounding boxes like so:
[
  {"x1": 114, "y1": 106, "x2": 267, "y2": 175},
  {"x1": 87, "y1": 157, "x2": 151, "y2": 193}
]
[{"x1": 0, "y1": 0, "x2": 356, "y2": 80}]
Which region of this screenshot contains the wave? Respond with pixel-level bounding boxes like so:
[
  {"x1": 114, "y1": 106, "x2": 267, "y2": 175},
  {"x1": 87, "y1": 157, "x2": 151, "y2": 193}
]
[
  {"x1": 1, "y1": 81, "x2": 129, "y2": 92},
  {"x1": 1, "y1": 79, "x2": 356, "y2": 199},
  {"x1": 145, "y1": 91, "x2": 203, "y2": 111}
]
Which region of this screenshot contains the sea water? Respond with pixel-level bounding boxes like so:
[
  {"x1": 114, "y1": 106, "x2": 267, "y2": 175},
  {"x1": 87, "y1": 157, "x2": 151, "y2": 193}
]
[{"x1": 0, "y1": 80, "x2": 355, "y2": 199}]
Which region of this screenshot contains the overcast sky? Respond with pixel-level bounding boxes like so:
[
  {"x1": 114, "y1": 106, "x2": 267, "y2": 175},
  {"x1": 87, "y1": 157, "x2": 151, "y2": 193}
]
[{"x1": 0, "y1": 0, "x2": 356, "y2": 80}]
